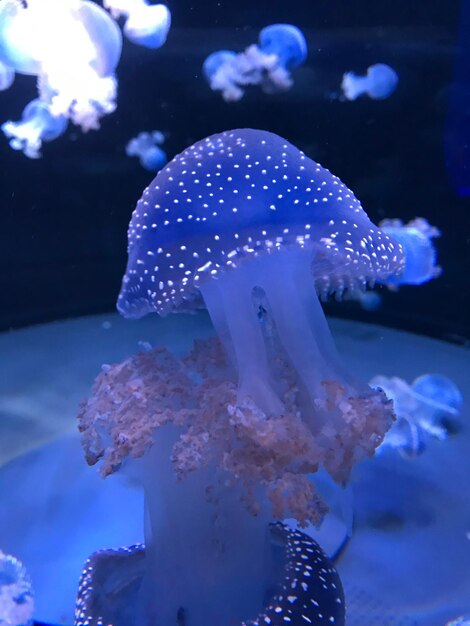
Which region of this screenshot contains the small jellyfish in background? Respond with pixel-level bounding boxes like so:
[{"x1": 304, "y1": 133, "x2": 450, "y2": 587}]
[
  {"x1": 203, "y1": 23, "x2": 307, "y2": 102},
  {"x1": 126, "y1": 130, "x2": 167, "y2": 171},
  {"x1": 0, "y1": 59, "x2": 14, "y2": 91},
  {"x1": 0, "y1": 550, "x2": 34, "y2": 626},
  {"x1": 447, "y1": 616, "x2": 470, "y2": 626},
  {"x1": 341, "y1": 63, "x2": 399, "y2": 101},
  {"x1": 379, "y1": 217, "x2": 441, "y2": 287},
  {"x1": 344, "y1": 289, "x2": 383, "y2": 311},
  {"x1": 103, "y1": 0, "x2": 171, "y2": 49},
  {"x1": 0, "y1": 0, "x2": 122, "y2": 152},
  {"x1": 371, "y1": 373, "x2": 464, "y2": 457},
  {"x1": 1, "y1": 99, "x2": 67, "y2": 159}
]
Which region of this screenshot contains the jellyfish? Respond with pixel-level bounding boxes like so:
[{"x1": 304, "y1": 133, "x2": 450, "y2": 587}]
[
  {"x1": 126, "y1": 131, "x2": 167, "y2": 171},
  {"x1": 258, "y1": 23, "x2": 307, "y2": 71},
  {"x1": 78, "y1": 129, "x2": 403, "y2": 625},
  {"x1": 341, "y1": 63, "x2": 399, "y2": 101},
  {"x1": 371, "y1": 372, "x2": 463, "y2": 457},
  {"x1": 103, "y1": 0, "x2": 171, "y2": 49},
  {"x1": 203, "y1": 24, "x2": 307, "y2": 102},
  {"x1": 0, "y1": 550, "x2": 34, "y2": 626},
  {"x1": 379, "y1": 217, "x2": 441, "y2": 286},
  {"x1": 1, "y1": 99, "x2": 67, "y2": 159},
  {"x1": 0, "y1": 59, "x2": 14, "y2": 90},
  {"x1": 0, "y1": 0, "x2": 122, "y2": 134}
]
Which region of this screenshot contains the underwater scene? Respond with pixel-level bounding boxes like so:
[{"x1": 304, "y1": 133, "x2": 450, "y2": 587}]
[{"x1": 0, "y1": 0, "x2": 469, "y2": 625}]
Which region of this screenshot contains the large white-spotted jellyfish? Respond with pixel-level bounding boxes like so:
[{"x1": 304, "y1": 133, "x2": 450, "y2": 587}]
[
  {"x1": 203, "y1": 24, "x2": 307, "y2": 102},
  {"x1": 0, "y1": 0, "x2": 122, "y2": 154},
  {"x1": 77, "y1": 129, "x2": 405, "y2": 626}
]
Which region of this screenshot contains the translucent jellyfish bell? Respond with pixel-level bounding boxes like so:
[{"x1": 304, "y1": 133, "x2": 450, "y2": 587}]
[
  {"x1": 104, "y1": 0, "x2": 171, "y2": 49},
  {"x1": 0, "y1": 59, "x2": 14, "y2": 90},
  {"x1": 341, "y1": 63, "x2": 399, "y2": 100},
  {"x1": 1, "y1": 98, "x2": 67, "y2": 159},
  {"x1": 258, "y1": 23, "x2": 307, "y2": 70},
  {"x1": 126, "y1": 131, "x2": 167, "y2": 171}
]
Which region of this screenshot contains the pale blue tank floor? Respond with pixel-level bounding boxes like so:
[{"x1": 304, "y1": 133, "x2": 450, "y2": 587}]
[{"x1": 0, "y1": 313, "x2": 469, "y2": 625}]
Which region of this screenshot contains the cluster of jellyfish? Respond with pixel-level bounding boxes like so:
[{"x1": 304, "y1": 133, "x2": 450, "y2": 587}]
[
  {"x1": 0, "y1": 0, "x2": 171, "y2": 158},
  {"x1": 0, "y1": 5, "x2": 401, "y2": 161}
]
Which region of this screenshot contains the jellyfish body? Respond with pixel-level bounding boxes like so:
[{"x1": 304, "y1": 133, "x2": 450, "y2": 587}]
[
  {"x1": 103, "y1": 0, "x2": 171, "y2": 49},
  {"x1": 1, "y1": 99, "x2": 67, "y2": 158},
  {"x1": 258, "y1": 23, "x2": 307, "y2": 70},
  {"x1": 371, "y1": 373, "x2": 463, "y2": 456},
  {"x1": 0, "y1": 59, "x2": 14, "y2": 90},
  {"x1": 126, "y1": 131, "x2": 167, "y2": 171},
  {"x1": 0, "y1": 550, "x2": 34, "y2": 626},
  {"x1": 379, "y1": 217, "x2": 441, "y2": 286},
  {"x1": 203, "y1": 24, "x2": 306, "y2": 102},
  {"x1": 341, "y1": 63, "x2": 399, "y2": 101},
  {"x1": 118, "y1": 128, "x2": 403, "y2": 419}
]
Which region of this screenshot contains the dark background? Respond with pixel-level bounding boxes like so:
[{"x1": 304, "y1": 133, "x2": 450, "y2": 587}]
[{"x1": 1, "y1": 0, "x2": 469, "y2": 342}]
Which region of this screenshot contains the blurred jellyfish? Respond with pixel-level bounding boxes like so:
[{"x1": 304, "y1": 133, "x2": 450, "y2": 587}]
[
  {"x1": 258, "y1": 23, "x2": 307, "y2": 71},
  {"x1": 341, "y1": 63, "x2": 398, "y2": 101},
  {"x1": 103, "y1": 0, "x2": 171, "y2": 49},
  {"x1": 0, "y1": 0, "x2": 122, "y2": 140},
  {"x1": 447, "y1": 616, "x2": 470, "y2": 626},
  {"x1": 126, "y1": 130, "x2": 167, "y2": 171},
  {"x1": 0, "y1": 59, "x2": 14, "y2": 90},
  {"x1": 379, "y1": 217, "x2": 441, "y2": 287},
  {"x1": 203, "y1": 23, "x2": 307, "y2": 102},
  {"x1": 1, "y1": 99, "x2": 67, "y2": 159},
  {"x1": 371, "y1": 373, "x2": 463, "y2": 457},
  {"x1": 0, "y1": 550, "x2": 34, "y2": 626}
]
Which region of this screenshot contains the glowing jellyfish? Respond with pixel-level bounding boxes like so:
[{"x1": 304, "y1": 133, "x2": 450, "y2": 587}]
[
  {"x1": 1, "y1": 99, "x2": 67, "y2": 159},
  {"x1": 103, "y1": 0, "x2": 171, "y2": 49},
  {"x1": 75, "y1": 129, "x2": 403, "y2": 624},
  {"x1": 379, "y1": 217, "x2": 441, "y2": 286},
  {"x1": 258, "y1": 23, "x2": 307, "y2": 70},
  {"x1": 0, "y1": 0, "x2": 122, "y2": 139},
  {"x1": 126, "y1": 131, "x2": 167, "y2": 171},
  {"x1": 371, "y1": 373, "x2": 463, "y2": 457},
  {"x1": 0, "y1": 59, "x2": 14, "y2": 90},
  {"x1": 341, "y1": 63, "x2": 398, "y2": 101},
  {"x1": 203, "y1": 24, "x2": 307, "y2": 102},
  {"x1": 0, "y1": 550, "x2": 34, "y2": 626}
]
